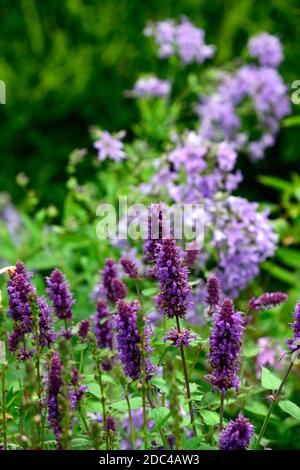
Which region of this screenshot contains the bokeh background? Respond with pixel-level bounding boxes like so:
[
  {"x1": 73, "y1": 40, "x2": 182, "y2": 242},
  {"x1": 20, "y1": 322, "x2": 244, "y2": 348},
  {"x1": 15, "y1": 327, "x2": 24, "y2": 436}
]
[{"x1": 1, "y1": 0, "x2": 300, "y2": 208}]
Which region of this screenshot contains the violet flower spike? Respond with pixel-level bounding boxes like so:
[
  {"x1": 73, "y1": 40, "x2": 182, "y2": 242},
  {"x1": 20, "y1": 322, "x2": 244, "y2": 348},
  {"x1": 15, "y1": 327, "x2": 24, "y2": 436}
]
[
  {"x1": 206, "y1": 298, "x2": 244, "y2": 394},
  {"x1": 120, "y1": 257, "x2": 138, "y2": 279},
  {"x1": 286, "y1": 301, "x2": 300, "y2": 352},
  {"x1": 46, "y1": 269, "x2": 75, "y2": 321},
  {"x1": 219, "y1": 414, "x2": 254, "y2": 450},
  {"x1": 248, "y1": 292, "x2": 288, "y2": 312},
  {"x1": 78, "y1": 319, "x2": 90, "y2": 341},
  {"x1": 156, "y1": 238, "x2": 191, "y2": 319},
  {"x1": 115, "y1": 300, "x2": 141, "y2": 380},
  {"x1": 205, "y1": 274, "x2": 222, "y2": 314}
]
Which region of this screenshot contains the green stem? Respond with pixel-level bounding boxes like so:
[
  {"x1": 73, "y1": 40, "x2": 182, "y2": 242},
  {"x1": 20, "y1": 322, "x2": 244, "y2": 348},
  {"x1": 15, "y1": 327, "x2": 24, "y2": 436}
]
[
  {"x1": 175, "y1": 316, "x2": 197, "y2": 437},
  {"x1": 219, "y1": 393, "x2": 225, "y2": 431},
  {"x1": 254, "y1": 361, "x2": 294, "y2": 450},
  {"x1": 146, "y1": 389, "x2": 170, "y2": 450},
  {"x1": 124, "y1": 384, "x2": 136, "y2": 450},
  {"x1": 96, "y1": 360, "x2": 107, "y2": 434},
  {"x1": 1, "y1": 364, "x2": 7, "y2": 450},
  {"x1": 79, "y1": 348, "x2": 84, "y2": 374}
]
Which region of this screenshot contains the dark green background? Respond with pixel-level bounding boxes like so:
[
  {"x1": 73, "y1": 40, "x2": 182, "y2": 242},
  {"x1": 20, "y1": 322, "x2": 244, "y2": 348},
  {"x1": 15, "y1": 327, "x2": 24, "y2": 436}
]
[{"x1": 1, "y1": 0, "x2": 299, "y2": 206}]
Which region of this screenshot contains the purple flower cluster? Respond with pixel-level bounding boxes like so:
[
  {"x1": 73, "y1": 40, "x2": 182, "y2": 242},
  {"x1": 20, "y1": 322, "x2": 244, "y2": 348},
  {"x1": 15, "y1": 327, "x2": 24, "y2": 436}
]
[
  {"x1": 163, "y1": 327, "x2": 197, "y2": 347},
  {"x1": 115, "y1": 300, "x2": 141, "y2": 380},
  {"x1": 156, "y1": 238, "x2": 191, "y2": 319},
  {"x1": 70, "y1": 368, "x2": 88, "y2": 409},
  {"x1": 219, "y1": 414, "x2": 254, "y2": 450},
  {"x1": 106, "y1": 416, "x2": 116, "y2": 433},
  {"x1": 46, "y1": 269, "x2": 75, "y2": 321},
  {"x1": 145, "y1": 17, "x2": 215, "y2": 65},
  {"x1": 206, "y1": 298, "x2": 244, "y2": 394},
  {"x1": 93, "y1": 130, "x2": 126, "y2": 162},
  {"x1": 248, "y1": 292, "x2": 288, "y2": 312},
  {"x1": 133, "y1": 76, "x2": 171, "y2": 98},
  {"x1": 286, "y1": 302, "x2": 300, "y2": 352},
  {"x1": 248, "y1": 32, "x2": 283, "y2": 68},
  {"x1": 93, "y1": 299, "x2": 113, "y2": 349}
]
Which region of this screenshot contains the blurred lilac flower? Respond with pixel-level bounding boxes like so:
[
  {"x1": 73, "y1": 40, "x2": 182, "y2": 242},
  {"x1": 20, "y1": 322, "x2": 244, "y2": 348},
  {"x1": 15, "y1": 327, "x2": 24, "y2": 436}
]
[
  {"x1": 93, "y1": 131, "x2": 126, "y2": 162},
  {"x1": 78, "y1": 319, "x2": 90, "y2": 341},
  {"x1": 132, "y1": 76, "x2": 171, "y2": 98},
  {"x1": 248, "y1": 292, "x2": 288, "y2": 312},
  {"x1": 248, "y1": 32, "x2": 283, "y2": 68},
  {"x1": 255, "y1": 337, "x2": 284, "y2": 378}
]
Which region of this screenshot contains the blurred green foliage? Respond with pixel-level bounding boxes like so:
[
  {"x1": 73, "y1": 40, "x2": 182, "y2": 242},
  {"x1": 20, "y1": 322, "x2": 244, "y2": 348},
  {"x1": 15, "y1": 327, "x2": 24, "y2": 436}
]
[{"x1": 1, "y1": 0, "x2": 300, "y2": 206}]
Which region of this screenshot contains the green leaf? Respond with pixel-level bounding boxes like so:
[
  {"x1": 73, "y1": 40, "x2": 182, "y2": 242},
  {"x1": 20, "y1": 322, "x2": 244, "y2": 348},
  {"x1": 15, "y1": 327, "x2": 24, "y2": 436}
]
[
  {"x1": 243, "y1": 344, "x2": 260, "y2": 358},
  {"x1": 258, "y1": 175, "x2": 291, "y2": 192},
  {"x1": 71, "y1": 438, "x2": 89, "y2": 448},
  {"x1": 183, "y1": 436, "x2": 204, "y2": 450},
  {"x1": 261, "y1": 367, "x2": 281, "y2": 391},
  {"x1": 279, "y1": 400, "x2": 300, "y2": 420},
  {"x1": 141, "y1": 287, "x2": 158, "y2": 297},
  {"x1": 150, "y1": 377, "x2": 169, "y2": 394},
  {"x1": 149, "y1": 407, "x2": 170, "y2": 430},
  {"x1": 200, "y1": 410, "x2": 219, "y2": 426},
  {"x1": 111, "y1": 397, "x2": 142, "y2": 412},
  {"x1": 244, "y1": 402, "x2": 269, "y2": 417}
]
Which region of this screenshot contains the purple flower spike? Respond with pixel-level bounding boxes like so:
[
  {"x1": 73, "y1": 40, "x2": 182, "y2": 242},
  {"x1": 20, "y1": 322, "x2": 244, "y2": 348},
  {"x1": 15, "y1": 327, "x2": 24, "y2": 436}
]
[
  {"x1": 38, "y1": 296, "x2": 56, "y2": 349},
  {"x1": 156, "y1": 238, "x2": 191, "y2": 319},
  {"x1": 46, "y1": 269, "x2": 75, "y2": 321},
  {"x1": 7, "y1": 261, "x2": 35, "y2": 331},
  {"x1": 206, "y1": 298, "x2": 244, "y2": 394},
  {"x1": 78, "y1": 319, "x2": 90, "y2": 341},
  {"x1": 286, "y1": 301, "x2": 300, "y2": 352},
  {"x1": 47, "y1": 352, "x2": 63, "y2": 439},
  {"x1": 205, "y1": 274, "x2": 222, "y2": 312},
  {"x1": 219, "y1": 414, "x2": 254, "y2": 450},
  {"x1": 121, "y1": 257, "x2": 138, "y2": 279},
  {"x1": 110, "y1": 278, "x2": 128, "y2": 303},
  {"x1": 93, "y1": 299, "x2": 113, "y2": 349},
  {"x1": 248, "y1": 292, "x2": 288, "y2": 312},
  {"x1": 115, "y1": 300, "x2": 141, "y2": 380},
  {"x1": 164, "y1": 327, "x2": 197, "y2": 347},
  {"x1": 106, "y1": 416, "x2": 116, "y2": 433}
]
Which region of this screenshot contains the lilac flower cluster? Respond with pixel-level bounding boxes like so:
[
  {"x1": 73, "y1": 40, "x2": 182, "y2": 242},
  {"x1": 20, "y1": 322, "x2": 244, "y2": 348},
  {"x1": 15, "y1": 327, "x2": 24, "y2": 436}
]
[
  {"x1": 286, "y1": 302, "x2": 300, "y2": 352},
  {"x1": 143, "y1": 133, "x2": 241, "y2": 201},
  {"x1": 248, "y1": 32, "x2": 283, "y2": 68},
  {"x1": 115, "y1": 300, "x2": 141, "y2": 380},
  {"x1": 156, "y1": 238, "x2": 191, "y2": 319},
  {"x1": 206, "y1": 298, "x2": 244, "y2": 394},
  {"x1": 144, "y1": 17, "x2": 215, "y2": 65},
  {"x1": 248, "y1": 292, "x2": 288, "y2": 312},
  {"x1": 164, "y1": 327, "x2": 197, "y2": 347},
  {"x1": 208, "y1": 196, "x2": 277, "y2": 297},
  {"x1": 46, "y1": 269, "x2": 75, "y2": 321},
  {"x1": 132, "y1": 76, "x2": 171, "y2": 98},
  {"x1": 198, "y1": 49, "x2": 290, "y2": 160},
  {"x1": 93, "y1": 299, "x2": 113, "y2": 350},
  {"x1": 93, "y1": 130, "x2": 126, "y2": 162},
  {"x1": 70, "y1": 368, "x2": 88, "y2": 409},
  {"x1": 219, "y1": 414, "x2": 254, "y2": 450}
]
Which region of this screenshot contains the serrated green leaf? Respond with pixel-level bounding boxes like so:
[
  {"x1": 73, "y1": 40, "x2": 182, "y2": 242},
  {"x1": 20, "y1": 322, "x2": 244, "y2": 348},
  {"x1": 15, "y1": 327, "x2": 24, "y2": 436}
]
[
  {"x1": 261, "y1": 367, "x2": 281, "y2": 391},
  {"x1": 183, "y1": 436, "x2": 204, "y2": 450},
  {"x1": 200, "y1": 409, "x2": 219, "y2": 426},
  {"x1": 149, "y1": 407, "x2": 170, "y2": 430}
]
